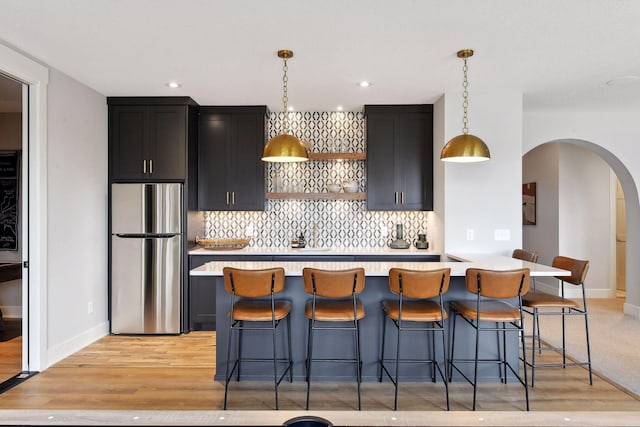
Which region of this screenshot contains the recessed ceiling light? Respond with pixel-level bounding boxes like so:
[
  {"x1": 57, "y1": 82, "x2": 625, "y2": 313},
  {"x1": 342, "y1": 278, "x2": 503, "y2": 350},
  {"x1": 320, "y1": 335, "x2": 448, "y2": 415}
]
[
  {"x1": 166, "y1": 81, "x2": 181, "y2": 88},
  {"x1": 287, "y1": 106, "x2": 295, "y2": 111},
  {"x1": 336, "y1": 106, "x2": 344, "y2": 111},
  {"x1": 606, "y1": 75, "x2": 640, "y2": 86},
  {"x1": 358, "y1": 81, "x2": 371, "y2": 88}
]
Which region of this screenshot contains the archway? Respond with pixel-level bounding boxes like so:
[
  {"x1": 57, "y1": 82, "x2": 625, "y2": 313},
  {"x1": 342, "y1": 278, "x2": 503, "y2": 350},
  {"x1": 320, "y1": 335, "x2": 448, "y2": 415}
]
[{"x1": 525, "y1": 138, "x2": 640, "y2": 318}]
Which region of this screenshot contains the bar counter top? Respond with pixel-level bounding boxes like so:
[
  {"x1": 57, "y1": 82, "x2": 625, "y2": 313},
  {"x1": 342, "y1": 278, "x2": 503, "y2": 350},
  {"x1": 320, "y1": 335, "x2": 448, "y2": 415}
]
[{"x1": 190, "y1": 253, "x2": 569, "y2": 277}]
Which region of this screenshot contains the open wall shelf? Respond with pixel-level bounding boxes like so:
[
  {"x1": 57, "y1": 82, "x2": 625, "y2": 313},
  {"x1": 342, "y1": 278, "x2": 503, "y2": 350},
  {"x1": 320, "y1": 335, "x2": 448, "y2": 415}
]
[{"x1": 266, "y1": 192, "x2": 366, "y2": 201}]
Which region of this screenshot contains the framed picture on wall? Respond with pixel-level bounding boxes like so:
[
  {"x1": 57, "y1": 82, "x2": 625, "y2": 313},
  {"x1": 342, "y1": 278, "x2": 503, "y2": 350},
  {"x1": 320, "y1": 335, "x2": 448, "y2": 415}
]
[{"x1": 523, "y1": 182, "x2": 536, "y2": 225}]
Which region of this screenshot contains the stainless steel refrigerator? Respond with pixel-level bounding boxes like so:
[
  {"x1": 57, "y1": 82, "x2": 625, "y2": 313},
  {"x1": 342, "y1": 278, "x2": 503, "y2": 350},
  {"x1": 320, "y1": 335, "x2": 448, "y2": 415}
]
[{"x1": 110, "y1": 183, "x2": 182, "y2": 334}]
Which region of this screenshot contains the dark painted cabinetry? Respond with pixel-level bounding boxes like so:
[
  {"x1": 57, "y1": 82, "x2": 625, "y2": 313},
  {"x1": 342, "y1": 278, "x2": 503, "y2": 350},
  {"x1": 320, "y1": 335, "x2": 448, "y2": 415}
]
[
  {"x1": 365, "y1": 105, "x2": 433, "y2": 211},
  {"x1": 189, "y1": 276, "x2": 217, "y2": 331},
  {"x1": 198, "y1": 106, "x2": 267, "y2": 211},
  {"x1": 108, "y1": 97, "x2": 198, "y2": 181}
]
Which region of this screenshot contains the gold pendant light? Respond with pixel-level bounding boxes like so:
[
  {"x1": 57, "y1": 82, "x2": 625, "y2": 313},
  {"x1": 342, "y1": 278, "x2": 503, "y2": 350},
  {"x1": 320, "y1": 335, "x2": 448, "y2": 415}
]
[
  {"x1": 262, "y1": 50, "x2": 309, "y2": 162},
  {"x1": 440, "y1": 49, "x2": 490, "y2": 163}
]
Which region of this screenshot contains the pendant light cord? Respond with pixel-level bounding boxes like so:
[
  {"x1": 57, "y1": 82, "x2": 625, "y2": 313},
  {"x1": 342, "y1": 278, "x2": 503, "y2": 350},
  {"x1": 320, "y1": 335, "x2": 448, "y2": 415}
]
[
  {"x1": 462, "y1": 57, "x2": 469, "y2": 135},
  {"x1": 282, "y1": 57, "x2": 290, "y2": 133}
]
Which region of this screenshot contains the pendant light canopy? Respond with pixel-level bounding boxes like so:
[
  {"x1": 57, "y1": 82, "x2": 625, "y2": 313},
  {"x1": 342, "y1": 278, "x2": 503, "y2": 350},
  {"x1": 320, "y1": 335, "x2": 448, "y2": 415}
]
[
  {"x1": 440, "y1": 49, "x2": 490, "y2": 163},
  {"x1": 262, "y1": 50, "x2": 309, "y2": 163}
]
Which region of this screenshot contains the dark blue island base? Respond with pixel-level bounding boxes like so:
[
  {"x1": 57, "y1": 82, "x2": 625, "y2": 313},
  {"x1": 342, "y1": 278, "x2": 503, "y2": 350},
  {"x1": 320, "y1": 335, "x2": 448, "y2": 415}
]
[{"x1": 211, "y1": 275, "x2": 521, "y2": 383}]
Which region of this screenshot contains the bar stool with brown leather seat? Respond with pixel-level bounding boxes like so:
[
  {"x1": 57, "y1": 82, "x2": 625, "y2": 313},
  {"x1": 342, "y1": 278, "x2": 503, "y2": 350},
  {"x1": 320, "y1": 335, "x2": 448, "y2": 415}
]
[
  {"x1": 302, "y1": 267, "x2": 365, "y2": 410},
  {"x1": 222, "y1": 267, "x2": 293, "y2": 410},
  {"x1": 379, "y1": 268, "x2": 451, "y2": 410},
  {"x1": 512, "y1": 249, "x2": 539, "y2": 264},
  {"x1": 448, "y1": 268, "x2": 530, "y2": 411},
  {"x1": 522, "y1": 256, "x2": 592, "y2": 387}
]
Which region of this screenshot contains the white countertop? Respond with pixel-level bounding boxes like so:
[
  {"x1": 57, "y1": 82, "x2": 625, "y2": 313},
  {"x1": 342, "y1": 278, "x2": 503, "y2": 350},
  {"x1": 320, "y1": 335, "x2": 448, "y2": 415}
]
[
  {"x1": 189, "y1": 246, "x2": 441, "y2": 256},
  {"x1": 190, "y1": 253, "x2": 569, "y2": 277}
]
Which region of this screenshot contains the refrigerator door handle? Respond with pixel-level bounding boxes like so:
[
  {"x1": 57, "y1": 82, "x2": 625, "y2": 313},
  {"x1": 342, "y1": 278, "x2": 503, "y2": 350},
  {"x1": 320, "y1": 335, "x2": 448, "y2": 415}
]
[{"x1": 115, "y1": 233, "x2": 179, "y2": 239}]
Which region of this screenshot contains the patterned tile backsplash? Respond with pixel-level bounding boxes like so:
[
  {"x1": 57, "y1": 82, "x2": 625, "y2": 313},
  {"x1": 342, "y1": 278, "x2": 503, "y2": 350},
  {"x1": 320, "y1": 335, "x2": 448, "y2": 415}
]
[{"x1": 203, "y1": 111, "x2": 434, "y2": 248}]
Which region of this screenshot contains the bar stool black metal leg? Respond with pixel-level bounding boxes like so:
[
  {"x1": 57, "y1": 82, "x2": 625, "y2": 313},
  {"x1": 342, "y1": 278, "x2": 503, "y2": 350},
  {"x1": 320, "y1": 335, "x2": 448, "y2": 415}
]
[
  {"x1": 430, "y1": 327, "x2": 436, "y2": 382},
  {"x1": 393, "y1": 321, "x2": 401, "y2": 410},
  {"x1": 519, "y1": 316, "x2": 530, "y2": 411},
  {"x1": 583, "y1": 290, "x2": 593, "y2": 385},
  {"x1": 223, "y1": 321, "x2": 235, "y2": 410},
  {"x1": 448, "y1": 311, "x2": 457, "y2": 382},
  {"x1": 271, "y1": 320, "x2": 279, "y2": 410},
  {"x1": 536, "y1": 310, "x2": 543, "y2": 354},
  {"x1": 496, "y1": 322, "x2": 504, "y2": 383},
  {"x1": 306, "y1": 319, "x2": 314, "y2": 410},
  {"x1": 562, "y1": 307, "x2": 567, "y2": 367},
  {"x1": 379, "y1": 314, "x2": 387, "y2": 382},
  {"x1": 531, "y1": 308, "x2": 538, "y2": 387},
  {"x1": 355, "y1": 318, "x2": 362, "y2": 410},
  {"x1": 237, "y1": 322, "x2": 243, "y2": 381},
  {"x1": 440, "y1": 325, "x2": 450, "y2": 410},
  {"x1": 287, "y1": 315, "x2": 293, "y2": 382},
  {"x1": 472, "y1": 320, "x2": 480, "y2": 411},
  {"x1": 502, "y1": 322, "x2": 508, "y2": 384}
]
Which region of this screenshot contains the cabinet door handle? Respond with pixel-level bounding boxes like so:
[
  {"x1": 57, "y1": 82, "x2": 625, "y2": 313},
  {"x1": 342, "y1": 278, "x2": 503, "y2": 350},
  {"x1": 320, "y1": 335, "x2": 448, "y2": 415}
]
[
  {"x1": 394, "y1": 192, "x2": 398, "y2": 204},
  {"x1": 231, "y1": 192, "x2": 235, "y2": 205},
  {"x1": 226, "y1": 192, "x2": 230, "y2": 205},
  {"x1": 143, "y1": 160, "x2": 147, "y2": 174},
  {"x1": 149, "y1": 159, "x2": 153, "y2": 174},
  {"x1": 401, "y1": 192, "x2": 405, "y2": 204}
]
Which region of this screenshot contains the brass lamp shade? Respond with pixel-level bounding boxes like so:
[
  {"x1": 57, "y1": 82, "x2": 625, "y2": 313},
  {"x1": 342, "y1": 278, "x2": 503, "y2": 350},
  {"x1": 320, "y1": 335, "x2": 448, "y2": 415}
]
[
  {"x1": 440, "y1": 133, "x2": 490, "y2": 163},
  {"x1": 262, "y1": 133, "x2": 309, "y2": 162}
]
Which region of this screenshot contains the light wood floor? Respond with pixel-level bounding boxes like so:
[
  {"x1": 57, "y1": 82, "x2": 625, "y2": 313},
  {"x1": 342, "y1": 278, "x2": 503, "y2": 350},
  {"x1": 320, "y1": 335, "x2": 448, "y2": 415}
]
[
  {"x1": 0, "y1": 333, "x2": 21, "y2": 383},
  {"x1": 0, "y1": 331, "x2": 639, "y2": 413}
]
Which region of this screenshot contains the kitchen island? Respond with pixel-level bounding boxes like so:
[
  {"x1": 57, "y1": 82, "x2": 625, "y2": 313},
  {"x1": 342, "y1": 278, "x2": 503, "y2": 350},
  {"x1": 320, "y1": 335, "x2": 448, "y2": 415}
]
[{"x1": 190, "y1": 252, "x2": 568, "y2": 382}]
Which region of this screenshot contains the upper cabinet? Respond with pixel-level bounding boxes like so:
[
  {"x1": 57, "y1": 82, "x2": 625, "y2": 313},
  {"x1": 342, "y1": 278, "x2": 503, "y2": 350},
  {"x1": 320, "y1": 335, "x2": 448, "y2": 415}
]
[
  {"x1": 108, "y1": 97, "x2": 198, "y2": 182},
  {"x1": 198, "y1": 106, "x2": 267, "y2": 211},
  {"x1": 365, "y1": 105, "x2": 433, "y2": 211}
]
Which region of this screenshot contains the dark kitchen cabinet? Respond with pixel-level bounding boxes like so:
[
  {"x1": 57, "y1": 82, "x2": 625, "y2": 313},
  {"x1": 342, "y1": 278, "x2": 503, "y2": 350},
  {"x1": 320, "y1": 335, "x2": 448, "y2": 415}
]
[
  {"x1": 189, "y1": 277, "x2": 216, "y2": 331},
  {"x1": 365, "y1": 105, "x2": 433, "y2": 211},
  {"x1": 108, "y1": 97, "x2": 198, "y2": 181},
  {"x1": 198, "y1": 106, "x2": 267, "y2": 211}
]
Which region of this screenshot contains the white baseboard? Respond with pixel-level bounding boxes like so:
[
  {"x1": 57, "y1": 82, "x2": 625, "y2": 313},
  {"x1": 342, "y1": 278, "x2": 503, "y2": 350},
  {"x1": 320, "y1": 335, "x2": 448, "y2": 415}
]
[
  {"x1": 46, "y1": 321, "x2": 109, "y2": 369},
  {"x1": 624, "y1": 302, "x2": 640, "y2": 319},
  {"x1": 0, "y1": 305, "x2": 22, "y2": 318}
]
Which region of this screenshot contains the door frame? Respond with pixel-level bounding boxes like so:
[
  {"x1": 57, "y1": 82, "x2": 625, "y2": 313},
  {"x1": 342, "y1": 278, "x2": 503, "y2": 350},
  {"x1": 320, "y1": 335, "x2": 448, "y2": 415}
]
[{"x1": 1, "y1": 42, "x2": 49, "y2": 371}]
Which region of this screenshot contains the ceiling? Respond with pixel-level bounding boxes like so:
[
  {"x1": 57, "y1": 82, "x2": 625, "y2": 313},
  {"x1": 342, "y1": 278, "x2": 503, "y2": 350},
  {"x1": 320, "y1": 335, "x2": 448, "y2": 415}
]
[{"x1": 1, "y1": 0, "x2": 640, "y2": 113}]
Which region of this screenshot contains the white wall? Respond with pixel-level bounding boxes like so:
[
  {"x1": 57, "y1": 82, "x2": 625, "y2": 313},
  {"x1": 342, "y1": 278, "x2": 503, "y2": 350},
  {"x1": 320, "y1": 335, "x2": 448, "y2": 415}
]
[
  {"x1": 524, "y1": 111, "x2": 640, "y2": 317},
  {"x1": 431, "y1": 96, "x2": 445, "y2": 254},
  {"x1": 443, "y1": 90, "x2": 523, "y2": 254},
  {"x1": 46, "y1": 68, "x2": 108, "y2": 364},
  {"x1": 524, "y1": 143, "x2": 613, "y2": 296},
  {"x1": 522, "y1": 143, "x2": 559, "y2": 268},
  {"x1": 558, "y1": 144, "x2": 613, "y2": 296}
]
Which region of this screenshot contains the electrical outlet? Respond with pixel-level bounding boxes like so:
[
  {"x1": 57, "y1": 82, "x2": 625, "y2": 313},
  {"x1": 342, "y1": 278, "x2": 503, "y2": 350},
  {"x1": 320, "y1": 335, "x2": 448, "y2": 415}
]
[
  {"x1": 494, "y1": 229, "x2": 511, "y2": 241},
  {"x1": 466, "y1": 229, "x2": 474, "y2": 240},
  {"x1": 87, "y1": 301, "x2": 93, "y2": 315},
  {"x1": 380, "y1": 224, "x2": 388, "y2": 237}
]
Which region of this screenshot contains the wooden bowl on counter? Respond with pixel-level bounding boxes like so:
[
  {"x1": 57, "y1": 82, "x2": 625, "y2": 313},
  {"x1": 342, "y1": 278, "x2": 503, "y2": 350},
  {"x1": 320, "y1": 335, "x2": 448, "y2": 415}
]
[{"x1": 195, "y1": 237, "x2": 250, "y2": 250}]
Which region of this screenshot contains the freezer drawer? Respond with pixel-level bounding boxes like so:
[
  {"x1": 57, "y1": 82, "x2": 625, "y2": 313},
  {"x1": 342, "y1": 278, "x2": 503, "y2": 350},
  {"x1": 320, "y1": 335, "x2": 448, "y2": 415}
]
[
  {"x1": 111, "y1": 183, "x2": 182, "y2": 234},
  {"x1": 111, "y1": 234, "x2": 181, "y2": 334}
]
